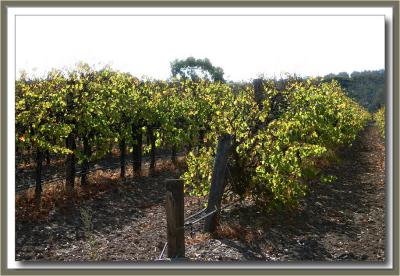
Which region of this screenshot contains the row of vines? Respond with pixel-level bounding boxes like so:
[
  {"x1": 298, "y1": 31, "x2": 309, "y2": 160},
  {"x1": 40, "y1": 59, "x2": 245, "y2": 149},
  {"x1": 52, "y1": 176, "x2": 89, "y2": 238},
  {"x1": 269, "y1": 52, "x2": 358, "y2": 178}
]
[
  {"x1": 16, "y1": 64, "x2": 371, "y2": 209},
  {"x1": 374, "y1": 106, "x2": 385, "y2": 139}
]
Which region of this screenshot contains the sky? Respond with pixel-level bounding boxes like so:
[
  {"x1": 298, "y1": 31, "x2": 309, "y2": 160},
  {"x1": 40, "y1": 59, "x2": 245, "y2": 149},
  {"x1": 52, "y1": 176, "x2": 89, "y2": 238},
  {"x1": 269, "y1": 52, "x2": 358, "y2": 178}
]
[{"x1": 15, "y1": 12, "x2": 385, "y2": 82}]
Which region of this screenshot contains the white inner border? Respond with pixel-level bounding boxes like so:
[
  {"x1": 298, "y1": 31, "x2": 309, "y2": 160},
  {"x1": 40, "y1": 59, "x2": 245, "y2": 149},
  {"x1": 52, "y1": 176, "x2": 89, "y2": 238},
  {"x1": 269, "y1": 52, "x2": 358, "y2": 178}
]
[{"x1": 7, "y1": 7, "x2": 393, "y2": 270}]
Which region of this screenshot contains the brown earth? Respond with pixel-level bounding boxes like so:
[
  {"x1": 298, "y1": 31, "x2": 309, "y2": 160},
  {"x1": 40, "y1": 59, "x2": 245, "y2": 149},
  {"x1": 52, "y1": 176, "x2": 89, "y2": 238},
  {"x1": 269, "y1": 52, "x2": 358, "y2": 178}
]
[{"x1": 15, "y1": 124, "x2": 385, "y2": 262}]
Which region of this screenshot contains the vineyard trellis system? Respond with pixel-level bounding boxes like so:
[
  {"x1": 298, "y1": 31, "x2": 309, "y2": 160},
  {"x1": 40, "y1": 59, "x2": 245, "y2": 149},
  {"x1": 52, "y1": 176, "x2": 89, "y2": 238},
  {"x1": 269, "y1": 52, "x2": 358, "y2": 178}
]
[
  {"x1": 160, "y1": 151, "x2": 251, "y2": 260},
  {"x1": 158, "y1": 191, "x2": 241, "y2": 261},
  {"x1": 16, "y1": 64, "x2": 371, "y2": 218},
  {"x1": 15, "y1": 152, "x2": 185, "y2": 192}
]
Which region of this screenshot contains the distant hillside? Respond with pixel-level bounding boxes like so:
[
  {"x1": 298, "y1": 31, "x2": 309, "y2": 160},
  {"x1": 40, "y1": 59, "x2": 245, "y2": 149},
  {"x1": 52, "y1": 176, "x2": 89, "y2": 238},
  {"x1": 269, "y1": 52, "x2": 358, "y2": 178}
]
[{"x1": 322, "y1": 69, "x2": 385, "y2": 112}]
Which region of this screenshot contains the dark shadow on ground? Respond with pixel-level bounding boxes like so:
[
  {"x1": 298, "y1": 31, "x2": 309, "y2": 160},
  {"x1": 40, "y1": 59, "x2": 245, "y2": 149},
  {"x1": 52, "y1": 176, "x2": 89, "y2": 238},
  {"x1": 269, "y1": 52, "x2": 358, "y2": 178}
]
[{"x1": 217, "y1": 125, "x2": 385, "y2": 261}]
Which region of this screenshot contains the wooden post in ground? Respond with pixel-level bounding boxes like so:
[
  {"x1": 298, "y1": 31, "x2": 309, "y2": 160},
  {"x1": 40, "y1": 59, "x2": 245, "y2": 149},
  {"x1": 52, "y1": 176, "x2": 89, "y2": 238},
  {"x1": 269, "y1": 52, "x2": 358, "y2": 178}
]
[
  {"x1": 45, "y1": 149, "x2": 50, "y2": 165},
  {"x1": 132, "y1": 124, "x2": 143, "y2": 175},
  {"x1": 165, "y1": 179, "x2": 185, "y2": 258},
  {"x1": 119, "y1": 138, "x2": 126, "y2": 179},
  {"x1": 65, "y1": 89, "x2": 76, "y2": 196},
  {"x1": 251, "y1": 79, "x2": 270, "y2": 135},
  {"x1": 253, "y1": 78, "x2": 265, "y2": 110},
  {"x1": 148, "y1": 126, "x2": 156, "y2": 176},
  {"x1": 204, "y1": 133, "x2": 233, "y2": 233},
  {"x1": 80, "y1": 136, "x2": 91, "y2": 186},
  {"x1": 171, "y1": 145, "x2": 177, "y2": 166},
  {"x1": 34, "y1": 148, "x2": 43, "y2": 207},
  {"x1": 65, "y1": 132, "x2": 76, "y2": 195}
]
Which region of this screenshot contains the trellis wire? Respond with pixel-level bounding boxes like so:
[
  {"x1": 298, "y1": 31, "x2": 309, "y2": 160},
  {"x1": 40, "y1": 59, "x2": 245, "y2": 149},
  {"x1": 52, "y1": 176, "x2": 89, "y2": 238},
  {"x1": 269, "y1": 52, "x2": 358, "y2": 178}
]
[
  {"x1": 16, "y1": 152, "x2": 185, "y2": 192},
  {"x1": 157, "y1": 195, "x2": 241, "y2": 261}
]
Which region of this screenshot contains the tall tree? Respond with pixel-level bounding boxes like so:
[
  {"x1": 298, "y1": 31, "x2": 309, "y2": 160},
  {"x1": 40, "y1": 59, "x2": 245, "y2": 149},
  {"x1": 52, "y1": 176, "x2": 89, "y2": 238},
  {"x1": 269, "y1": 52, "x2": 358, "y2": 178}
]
[{"x1": 170, "y1": 57, "x2": 224, "y2": 82}]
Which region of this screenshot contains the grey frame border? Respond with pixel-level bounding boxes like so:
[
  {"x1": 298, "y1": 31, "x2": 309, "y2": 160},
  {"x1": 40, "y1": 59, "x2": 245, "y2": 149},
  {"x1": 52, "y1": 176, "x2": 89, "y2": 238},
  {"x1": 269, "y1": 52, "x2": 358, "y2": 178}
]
[{"x1": 1, "y1": 1, "x2": 398, "y2": 275}]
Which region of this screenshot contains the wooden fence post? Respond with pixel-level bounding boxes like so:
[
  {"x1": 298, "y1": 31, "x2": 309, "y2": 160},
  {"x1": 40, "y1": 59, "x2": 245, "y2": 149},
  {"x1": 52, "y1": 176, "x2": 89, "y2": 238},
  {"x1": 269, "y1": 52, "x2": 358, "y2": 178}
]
[
  {"x1": 65, "y1": 89, "x2": 76, "y2": 195},
  {"x1": 65, "y1": 132, "x2": 76, "y2": 195},
  {"x1": 171, "y1": 145, "x2": 177, "y2": 165},
  {"x1": 34, "y1": 148, "x2": 43, "y2": 206},
  {"x1": 132, "y1": 124, "x2": 143, "y2": 175},
  {"x1": 165, "y1": 179, "x2": 185, "y2": 258},
  {"x1": 119, "y1": 138, "x2": 126, "y2": 179},
  {"x1": 148, "y1": 126, "x2": 156, "y2": 176},
  {"x1": 204, "y1": 133, "x2": 233, "y2": 233},
  {"x1": 80, "y1": 136, "x2": 91, "y2": 187},
  {"x1": 253, "y1": 78, "x2": 265, "y2": 110}
]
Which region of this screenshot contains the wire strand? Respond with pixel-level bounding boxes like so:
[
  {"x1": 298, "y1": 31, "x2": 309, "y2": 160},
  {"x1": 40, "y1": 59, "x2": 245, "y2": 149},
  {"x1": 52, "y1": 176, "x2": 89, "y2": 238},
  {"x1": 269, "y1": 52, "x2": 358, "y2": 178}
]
[{"x1": 157, "y1": 242, "x2": 168, "y2": 260}]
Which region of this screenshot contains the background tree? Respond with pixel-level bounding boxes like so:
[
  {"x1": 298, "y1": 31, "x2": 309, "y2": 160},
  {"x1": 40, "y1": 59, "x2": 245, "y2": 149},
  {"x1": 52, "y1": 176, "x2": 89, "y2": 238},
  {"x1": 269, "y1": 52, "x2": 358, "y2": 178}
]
[
  {"x1": 170, "y1": 57, "x2": 224, "y2": 82},
  {"x1": 322, "y1": 69, "x2": 384, "y2": 112}
]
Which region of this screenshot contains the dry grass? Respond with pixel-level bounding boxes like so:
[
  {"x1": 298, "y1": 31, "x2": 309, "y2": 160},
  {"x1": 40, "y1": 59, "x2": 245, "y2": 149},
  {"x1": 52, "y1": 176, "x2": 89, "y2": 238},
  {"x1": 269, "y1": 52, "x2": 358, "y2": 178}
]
[
  {"x1": 212, "y1": 223, "x2": 263, "y2": 244},
  {"x1": 15, "y1": 176, "x2": 116, "y2": 222},
  {"x1": 315, "y1": 148, "x2": 341, "y2": 169},
  {"x1": 186, "y1": 232, "x2": 212, "y2": 246}
]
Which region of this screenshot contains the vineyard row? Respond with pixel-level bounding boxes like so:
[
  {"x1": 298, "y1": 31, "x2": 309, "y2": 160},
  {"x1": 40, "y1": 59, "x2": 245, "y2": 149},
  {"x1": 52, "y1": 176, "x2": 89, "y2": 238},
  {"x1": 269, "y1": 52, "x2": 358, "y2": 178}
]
[{"x1": 16, "y1": 65, "x2": 371, "y2": 208}]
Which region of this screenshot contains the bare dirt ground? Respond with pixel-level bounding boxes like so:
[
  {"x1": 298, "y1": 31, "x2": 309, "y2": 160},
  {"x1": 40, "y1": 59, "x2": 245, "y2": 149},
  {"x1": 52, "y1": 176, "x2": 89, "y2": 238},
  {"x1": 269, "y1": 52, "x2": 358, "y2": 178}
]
[{"x1": 15, "y1": 124, "x2": 385, "y2": 262}]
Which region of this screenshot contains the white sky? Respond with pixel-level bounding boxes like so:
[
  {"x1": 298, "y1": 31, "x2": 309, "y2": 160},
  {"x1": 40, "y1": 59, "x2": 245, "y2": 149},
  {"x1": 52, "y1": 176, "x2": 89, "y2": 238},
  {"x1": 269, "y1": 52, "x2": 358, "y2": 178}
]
[{"x1": 15, "y1": 10, "x2": 385, "y2": 81}]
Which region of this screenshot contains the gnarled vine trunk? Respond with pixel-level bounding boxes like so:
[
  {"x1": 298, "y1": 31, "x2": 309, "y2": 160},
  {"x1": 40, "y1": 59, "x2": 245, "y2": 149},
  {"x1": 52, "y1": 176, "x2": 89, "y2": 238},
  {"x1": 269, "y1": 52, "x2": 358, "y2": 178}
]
[
  {"x1": 119, "y1": 138, "x2": 126, "y2": 179},
  {"x1": 80, "y1": 137, "x2": 91, "y2": 186},
  {"x1": 34, "y1": 148, "x2": 43, "y2": 207},
  {"x1": 148, "y1": 126, "x2": 156, "y2": 176},
  {"x1": 65, "y1": 133, "x2": 76, "y2": 195},
  {"x1": 132, "y1": 124, "x2": 143, "y2": 175}
]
